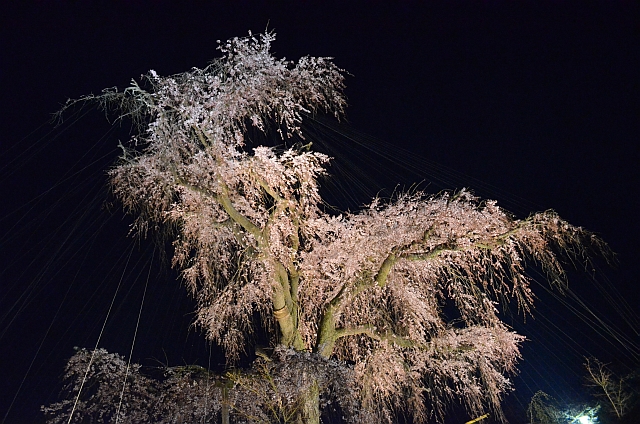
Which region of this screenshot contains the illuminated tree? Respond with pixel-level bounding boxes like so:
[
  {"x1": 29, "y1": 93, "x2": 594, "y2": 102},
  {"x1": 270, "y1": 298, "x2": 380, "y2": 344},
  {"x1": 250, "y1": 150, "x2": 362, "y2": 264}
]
[
  {"x1": 43, "y1": 347, "x2": 359, "y2": 424},
  {"x1": 61, "y1": 31, "x2": 606, "y2": 423},
  {"x1": 527, "y1": 391, "x2": 563, "y2": 424}
]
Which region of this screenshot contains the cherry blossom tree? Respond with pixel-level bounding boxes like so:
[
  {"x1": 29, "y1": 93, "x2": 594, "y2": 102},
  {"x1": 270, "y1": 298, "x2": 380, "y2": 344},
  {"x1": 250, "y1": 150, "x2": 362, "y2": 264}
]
[
  {"x1": 59, "y1": 31, "x2": 607, "y2": 423},
  {"x1": 43, "y1": 348, "x2": 222, "y2": 424}
]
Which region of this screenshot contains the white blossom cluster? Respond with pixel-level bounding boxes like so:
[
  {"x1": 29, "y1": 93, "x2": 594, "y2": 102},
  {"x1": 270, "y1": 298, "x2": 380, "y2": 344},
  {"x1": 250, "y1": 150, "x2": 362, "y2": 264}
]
[{"x1": 52, "y1": 31, "x2": 608, "y2": 423}]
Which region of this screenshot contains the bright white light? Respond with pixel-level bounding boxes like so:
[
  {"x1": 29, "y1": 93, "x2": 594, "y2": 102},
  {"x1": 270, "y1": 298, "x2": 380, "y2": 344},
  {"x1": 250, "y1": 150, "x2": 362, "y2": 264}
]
[
  {"x1": 577, "y1": 416, "x2": 592, "y2": 424},
  {"x1": 564, "y1": 405, "x2": 598, "y2": 424}
]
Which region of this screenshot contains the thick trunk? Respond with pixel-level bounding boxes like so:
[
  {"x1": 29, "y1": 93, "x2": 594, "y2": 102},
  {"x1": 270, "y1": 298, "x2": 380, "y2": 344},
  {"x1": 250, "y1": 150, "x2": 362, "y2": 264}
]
[
  {"x1": 315, "y1": 304, "x2": 337, "y2": 358},
  {"x1": 296, "y1": 379, "x2": 320, "y2": 424},
  {"x1": 272, "y1": 261, "x2": 306, "y2": 351}
]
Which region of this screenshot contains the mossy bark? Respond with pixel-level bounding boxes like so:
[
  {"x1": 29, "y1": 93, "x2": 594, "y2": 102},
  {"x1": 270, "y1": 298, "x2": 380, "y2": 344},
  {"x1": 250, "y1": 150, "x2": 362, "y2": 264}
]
[
  {"x1": 296, "y1": 379, "x2": 320, "y2": 424},
  {"x1": 221, "y1": 386, "x2": 230, "y2": 424}
]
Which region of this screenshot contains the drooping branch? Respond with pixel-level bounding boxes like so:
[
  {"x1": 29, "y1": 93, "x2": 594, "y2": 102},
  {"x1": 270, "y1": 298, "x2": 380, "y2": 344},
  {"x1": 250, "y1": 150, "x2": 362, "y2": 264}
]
[
  {"x1": 216, "y1": 184, "x2": 265, "y2": 242},
  {"x1": 335, "y1": 326, "x2": 419, "y2": 349},
  {"x1": 175, "y1": 174, "x2": 307, "y2": 349},
  {"x1": 374, "y1": 252, "x2": 398, "y2": 287},
  {"x1": 175, "y1": 178, "x2": 264, "y2": 241}
]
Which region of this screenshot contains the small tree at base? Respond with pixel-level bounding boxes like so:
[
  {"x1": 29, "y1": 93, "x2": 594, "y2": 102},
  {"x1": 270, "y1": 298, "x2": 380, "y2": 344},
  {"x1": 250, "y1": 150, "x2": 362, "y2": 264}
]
[
  {"x1": 44, "y1": 347, "x2": 359, "y2": 424},
  {"x1": 59, "y1": 31, "x2": 608, "y2": 423}
]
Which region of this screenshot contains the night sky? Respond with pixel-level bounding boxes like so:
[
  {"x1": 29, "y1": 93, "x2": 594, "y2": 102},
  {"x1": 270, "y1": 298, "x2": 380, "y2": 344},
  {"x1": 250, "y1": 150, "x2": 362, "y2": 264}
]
[{"x1": 1, "y1": 2, "x2": 638, "y2": 423}]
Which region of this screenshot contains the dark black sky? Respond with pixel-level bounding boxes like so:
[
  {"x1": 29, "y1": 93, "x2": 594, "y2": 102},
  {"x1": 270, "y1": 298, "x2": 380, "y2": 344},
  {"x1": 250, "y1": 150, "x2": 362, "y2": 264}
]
[{"x1": 1, "y1": 2, "x2": 638, "y2": 423}]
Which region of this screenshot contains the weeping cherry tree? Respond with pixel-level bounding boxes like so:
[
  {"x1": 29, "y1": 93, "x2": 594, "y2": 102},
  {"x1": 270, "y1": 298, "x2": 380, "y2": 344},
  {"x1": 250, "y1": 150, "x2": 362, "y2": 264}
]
[{"x1": 63, "y1": 31, "x2": 607, "y2": 423}]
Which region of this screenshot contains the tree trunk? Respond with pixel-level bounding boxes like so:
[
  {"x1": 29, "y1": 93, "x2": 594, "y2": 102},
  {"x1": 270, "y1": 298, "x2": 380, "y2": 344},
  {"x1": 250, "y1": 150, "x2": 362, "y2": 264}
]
[
  {"x1": 296, "y1": 379, "x2": 320, "y2": 424},
  {"x1": 221, "y1": 386, "x2": 230, "y2": 424}
]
